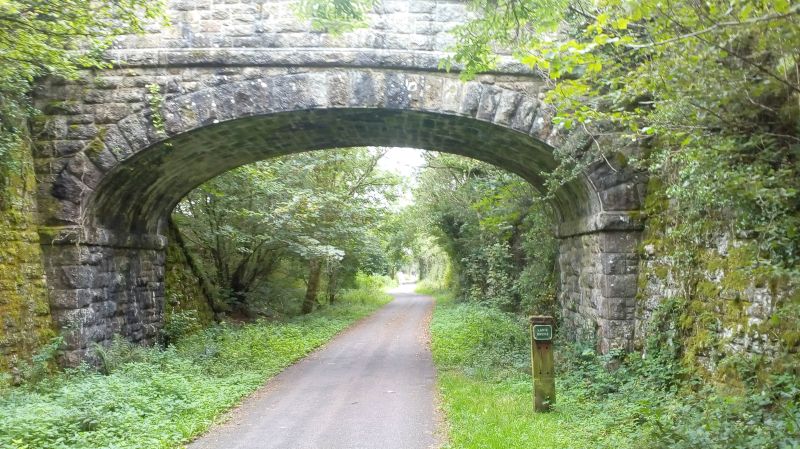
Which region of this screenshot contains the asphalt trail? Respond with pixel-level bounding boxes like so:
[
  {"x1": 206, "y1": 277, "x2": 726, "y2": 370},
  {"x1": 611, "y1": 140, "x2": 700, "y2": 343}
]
[{"x1": 187, "y1": 284, "x2": 441, "y2": 449}]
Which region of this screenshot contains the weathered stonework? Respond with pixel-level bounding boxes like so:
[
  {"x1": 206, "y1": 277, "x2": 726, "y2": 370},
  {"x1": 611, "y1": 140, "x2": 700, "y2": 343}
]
[
  {"x1": 558, "y1": 230, "x2": 642, "y2": 352},
  {"x1": 637, "y1": 220, "x2": 799, "y2": 377},
  {"x1": 0, "y1": 138, "x2": 54, "y2": 370},
  {"x1": 21, "y1": 0, "x2": 647, "y2": 364}
]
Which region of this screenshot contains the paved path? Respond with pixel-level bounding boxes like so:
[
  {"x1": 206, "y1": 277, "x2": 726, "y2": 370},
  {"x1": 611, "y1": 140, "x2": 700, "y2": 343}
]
[{"x1": 188, "y1": 284, "x2": 441, "y2": 449}]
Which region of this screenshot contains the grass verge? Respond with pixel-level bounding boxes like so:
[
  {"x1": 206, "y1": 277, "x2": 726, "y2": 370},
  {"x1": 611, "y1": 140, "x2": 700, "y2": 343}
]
[
  {"x1": 424, "y1": 287, "x2": 799, "y2": 449},
  {"x1": 0, "y1": 289, "x2": 392, "y2": 449},
  {"x1": 427, "y1": 288, "x2": 631, "y2": 449}
]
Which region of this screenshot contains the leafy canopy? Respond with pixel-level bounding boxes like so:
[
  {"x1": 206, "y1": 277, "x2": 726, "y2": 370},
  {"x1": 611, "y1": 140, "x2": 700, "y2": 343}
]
[{"x1": 172, "y1": 148, "x2": 401, "y2": 311}]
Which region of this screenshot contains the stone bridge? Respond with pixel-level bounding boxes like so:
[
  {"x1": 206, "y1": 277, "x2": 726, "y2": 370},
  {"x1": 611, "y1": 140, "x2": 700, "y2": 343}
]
[{"x1": 30, "y1": 0, "x2": 645, "y2": 364}]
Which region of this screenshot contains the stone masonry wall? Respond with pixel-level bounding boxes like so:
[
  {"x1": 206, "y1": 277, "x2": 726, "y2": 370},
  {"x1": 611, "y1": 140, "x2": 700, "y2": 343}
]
[
  {"x1": 39, "y1": 241, "x2": 164, "y2": 366},
  {"x1": 636, "y1": 211, "x2": 799, "y2": 378},
  {"x1": 107, "y1": 0, "x2": 524, "y2": 73},
  {"x1": 558, "y1": 231, "x2": 641, "y2": 352},
  {"x1": 0, "y1": 138, "x2": 53, "y2": 371}
]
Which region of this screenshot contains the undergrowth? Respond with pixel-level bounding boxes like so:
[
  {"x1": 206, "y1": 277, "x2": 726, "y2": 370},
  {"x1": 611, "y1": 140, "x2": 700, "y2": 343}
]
[
  {"x1": 427, "y1": 288, "x2": 800, "y2": 449},
  {"x1": 0, "y1": 290, "x2": 391, "y2": 449}
]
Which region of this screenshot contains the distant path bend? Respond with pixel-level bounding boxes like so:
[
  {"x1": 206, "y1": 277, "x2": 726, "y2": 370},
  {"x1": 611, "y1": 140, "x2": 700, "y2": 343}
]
[{"x1": 188, "y1": 285, "x2": 441, "y2": 449}]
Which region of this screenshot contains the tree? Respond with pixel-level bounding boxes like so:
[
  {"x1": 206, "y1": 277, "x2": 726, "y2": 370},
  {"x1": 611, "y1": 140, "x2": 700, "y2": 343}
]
[
  {"x1": 172, "y1": 148, "x2": 401, "y2": 316},
  {"x1": 413, "y1": 153, "x2": 556, "y2": 314},
  {"x1": 291, "y1": 149, "x2": 400, "y2": 313},
  {"x1": 445, "y1": 0, "x2": 799, "y2": 274}
]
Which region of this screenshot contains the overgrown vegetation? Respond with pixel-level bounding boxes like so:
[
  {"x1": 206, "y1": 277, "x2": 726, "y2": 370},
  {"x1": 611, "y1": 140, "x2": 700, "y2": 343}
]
[
  {"x1": 407, "y1": 153, "x2": 558, "y2": 316},
  {"x1": 0, "y1": 287, "x2": 391, "y2": 449},
  {"x1": 0, "y1": 0, "x2": 166, "y2": 167},
  {"x1": 429, "y1": 288, "x2": 800, "y2": 449}
]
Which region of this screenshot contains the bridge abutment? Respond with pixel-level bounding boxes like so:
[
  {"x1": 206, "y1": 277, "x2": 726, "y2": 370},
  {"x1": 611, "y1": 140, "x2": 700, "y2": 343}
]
[
  {"x1": 40, "y1": 229, "x2": 165, "y2": 365},
  {"x1": 557, "y1": 229, "x2": 642, "y2": 352}
]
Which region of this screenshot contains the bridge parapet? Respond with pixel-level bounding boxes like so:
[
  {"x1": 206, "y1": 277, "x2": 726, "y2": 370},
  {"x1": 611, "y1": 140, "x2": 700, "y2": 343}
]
[{"x1": 107, "y1": 0, "x2": 528, "y2": 74}]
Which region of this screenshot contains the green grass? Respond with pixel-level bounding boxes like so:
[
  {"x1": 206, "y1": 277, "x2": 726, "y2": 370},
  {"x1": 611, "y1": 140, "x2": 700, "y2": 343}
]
[
  {"x1": 0, "y1": 290, "x2": 391, "y2": 449},
  {"x1": 427, "y1": 289, "x2": 648, "y2": 449},
  {"x1": 426, "y1": 288, "x2": 800, "y2": 449}
]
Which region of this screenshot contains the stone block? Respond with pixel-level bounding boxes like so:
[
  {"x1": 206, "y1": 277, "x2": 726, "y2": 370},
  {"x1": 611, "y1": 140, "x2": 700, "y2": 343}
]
[
  {"x1": 101, "y1": 125, "x2": 134, "y2": 161},
  {"x1": 597, "y1": 231, "x2": 640, "y2": 253},
  {"x1": 39, "y1": 116, "x2": 68, "y2": 140},
  {"x1": 50, "y1": 289, "x2": 104, "y2": 310},
  {"x1": 440, "y1": 78, "x2": 463, "y2": 113},
  {"x1": 117, "y1": 114, "x2": 152, "y2": 153},
  {"x1": 83, "y1": 142, "x2": 119, "y2": 172},
  {"x1": 65, "y1": 124, "x2": 99, "y2": 141},
  {"x1": 600, "y1": 183, "x2": 641, "y2": 211},
  {"x1": 384, "y1": 73, "x2": 411, "y2": 109},
  {"x1": 493, "y1": 90, "x2": 522, "y2": 126},
  {"x1": 458, "y1": 82, "x2": 482, "y2": 117},
  {"x1": 597, "y1": 319, "x2": 635, "y2": 352},
  {"x1": 60, "y1": 266, "x2": 98, "y2": 289},
  {"x1": 601, "y1": 253, "x2": 639, "y2": 275},
  {"x1": 599, "y1": 297, "x2": 635, "y2": 320},
  {"x1": 51, "y1": 171, "x2": 89, "y2": 203},
  {"x1": 476, "y1": 85, "x2": 502, "y2": 121},
  {"x1": 90, "y1": 300, "x2": 117, "y2": 319},
  {"x1": 602, "y1": 274, "x2": 639, "y2": 298},
  {"x1": 66, "y1": 155, "x2": 104, "y2": 189},
  {"x1": 326, "y1": 72, "x2": 351, "y2": 107}
]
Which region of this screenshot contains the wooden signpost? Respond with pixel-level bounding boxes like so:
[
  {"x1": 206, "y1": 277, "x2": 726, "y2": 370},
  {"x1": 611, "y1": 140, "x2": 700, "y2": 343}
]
[{"x1": 530, "y1": 315, "x2": 555, "y2": 412}]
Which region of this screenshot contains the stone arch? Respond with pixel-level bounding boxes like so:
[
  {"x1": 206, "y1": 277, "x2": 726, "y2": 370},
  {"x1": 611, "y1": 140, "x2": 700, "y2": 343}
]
[
  {"x1": 46, "y1": 71, "x2": 603, "y2": 235},
  {"x1": 36, "y1": 69, "x2": 644, "y2": 364}
]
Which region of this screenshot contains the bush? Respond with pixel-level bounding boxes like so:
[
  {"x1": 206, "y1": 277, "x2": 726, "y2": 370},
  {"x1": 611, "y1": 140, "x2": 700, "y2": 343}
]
[
  {"x1": 162, "y1": 310, "x2": 203, "y2": 344},
  {"x1": 353, "y1": 271, "x2": 396, "y2": 290}
]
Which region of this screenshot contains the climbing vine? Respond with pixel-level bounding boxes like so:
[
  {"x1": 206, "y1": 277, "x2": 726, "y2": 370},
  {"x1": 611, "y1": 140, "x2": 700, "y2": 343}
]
[{"x1": 146, "y1": 83, "x2": 170, "y2": 146}]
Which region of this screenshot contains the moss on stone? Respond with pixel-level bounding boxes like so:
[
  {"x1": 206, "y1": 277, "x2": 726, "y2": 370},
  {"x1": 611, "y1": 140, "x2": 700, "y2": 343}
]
[
  {"x1": 637, "y1": 173, "x2": 798, "y2": 385},
  {"x1": 85, "y1": 126, "x2": 108, "y2": 159},
  {"x1": 164, "y1": 225, "x2": 215, "y2": 327},
  {"x1": 0, "y1": 136, "x2": 53, "y2": 373}
]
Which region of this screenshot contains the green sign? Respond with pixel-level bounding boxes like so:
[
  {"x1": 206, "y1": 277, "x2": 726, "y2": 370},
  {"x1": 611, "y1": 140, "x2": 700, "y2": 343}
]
[{"x1": 533, "y1": 324, "x2": 553, "y2": 341}]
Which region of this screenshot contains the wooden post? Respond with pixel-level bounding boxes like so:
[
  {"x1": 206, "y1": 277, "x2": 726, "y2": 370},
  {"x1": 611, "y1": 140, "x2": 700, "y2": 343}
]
[{"x1": 530, "y1": 315, "x2": 555, "y2": 412}]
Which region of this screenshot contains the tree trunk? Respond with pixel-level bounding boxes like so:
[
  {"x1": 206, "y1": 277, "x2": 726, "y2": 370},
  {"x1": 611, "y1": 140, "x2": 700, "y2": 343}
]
[
  {"x1": 327, "y1": 267, "x2": 338, "y2": 304},
  {"x1": 302, "y1": 258, "x2": 322, "y2": 314},
  {"x1": 168, "y1": 219, "x2": 223, "y2": 319}
]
